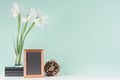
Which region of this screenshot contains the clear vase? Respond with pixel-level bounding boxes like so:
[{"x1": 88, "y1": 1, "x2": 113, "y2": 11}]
[{"x1": 15, "y1": 54, "x2": 22, "y2": 67}]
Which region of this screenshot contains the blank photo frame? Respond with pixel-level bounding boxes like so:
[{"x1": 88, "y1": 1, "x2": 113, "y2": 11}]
[{"x1": 24, "y1": 49, "x2": 44, "y2": 78}]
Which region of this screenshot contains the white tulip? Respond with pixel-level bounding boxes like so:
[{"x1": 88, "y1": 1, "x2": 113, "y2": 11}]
[
  {"x1": 11, "y1": 3, "x2": 20, "y2": 18},
  {"x1": 34, "y1": 14, "x2": 48, "y2": 28}
]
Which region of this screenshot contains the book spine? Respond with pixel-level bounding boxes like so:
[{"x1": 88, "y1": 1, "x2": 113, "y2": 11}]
[{"x1": 5, "y1": 71, "x2": 23, "y2": 76}]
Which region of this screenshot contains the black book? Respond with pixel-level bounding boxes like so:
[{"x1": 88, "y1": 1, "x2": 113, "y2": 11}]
[{"x1": 5, "y1": 67, "x2": 23, "y2": 76}]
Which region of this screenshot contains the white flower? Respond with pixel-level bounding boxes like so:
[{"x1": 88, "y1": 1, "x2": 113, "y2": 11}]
[
  {"x1": 34, "y1": 14, "x2": 48, "y2": 28},
  {"x1": 21, "y1": 17, "x2": 28, "y2": 23},
  {"x1": 11, "y1": 3, "x2": 20, "y2": 18},
  {"x1": 21, "y1": 7, "x2": 37, "y2": 23},
  {"x1": 28, "y1": 7, "x2": 37, "y2": 21}
]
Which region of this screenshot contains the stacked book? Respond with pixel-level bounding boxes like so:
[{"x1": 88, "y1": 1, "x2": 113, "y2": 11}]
[{"x1": 5, "y1": 67, "x2": 23, "y2": 76}]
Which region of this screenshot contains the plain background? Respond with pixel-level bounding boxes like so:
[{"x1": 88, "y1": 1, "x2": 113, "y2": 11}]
[{"x1": 0, "y1": 0, "x2": 120, "y2": 75}]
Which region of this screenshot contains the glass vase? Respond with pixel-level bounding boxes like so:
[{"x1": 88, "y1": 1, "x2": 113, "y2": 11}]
[{"x1": 15, "y1": 54, "x2": 22, "y2": 67}]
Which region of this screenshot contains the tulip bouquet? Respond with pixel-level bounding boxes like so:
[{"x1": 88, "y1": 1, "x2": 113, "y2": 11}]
[{"x1": 11, "y1": 3, "x2": 48, "y2": 66}]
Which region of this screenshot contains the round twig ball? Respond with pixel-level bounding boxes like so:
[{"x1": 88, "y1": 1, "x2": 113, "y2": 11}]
[{"x1": 44, "y1": 60, "x2": 60, "y2": 76}]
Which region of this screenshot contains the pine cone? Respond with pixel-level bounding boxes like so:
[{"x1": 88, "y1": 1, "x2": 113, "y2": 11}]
[{"x1": 44, "y1": 60, "x2": 60, "y2": 76}]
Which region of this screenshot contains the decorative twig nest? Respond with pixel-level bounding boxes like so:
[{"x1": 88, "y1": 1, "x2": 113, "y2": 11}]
[{"x1": 44, "y1": 60, "x2": 60, "y2": 76}]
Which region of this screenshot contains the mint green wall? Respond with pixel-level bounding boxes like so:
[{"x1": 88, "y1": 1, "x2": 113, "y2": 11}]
[{"x1": 0, "y1": 0, "x2": 120, "y2": 75}]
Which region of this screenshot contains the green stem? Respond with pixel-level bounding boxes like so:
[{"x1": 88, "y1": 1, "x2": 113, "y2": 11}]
[
  {"x1": 16, "y1": 13, "x2": 21, "y2": 55},
  {"x1": 22, "y1": 22, "x2": 28, "y2": 37},
  {"x1": 18, "y1": 13, "x2": 21, "y2": 33},
  {"x1": 17, "y1": 22, "x2": 28, "y2": 55},
  {"x1": 23, "y1": 22, "x2": 35, "y2": 41},
  {"x1": 14, "y1": 15, "x2": 35, "y2": 66}
]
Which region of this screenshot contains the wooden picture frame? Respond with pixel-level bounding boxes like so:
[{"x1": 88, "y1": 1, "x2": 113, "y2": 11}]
[{"x1": 24, "y1": 49, "x2": 44, "y2": 78}]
